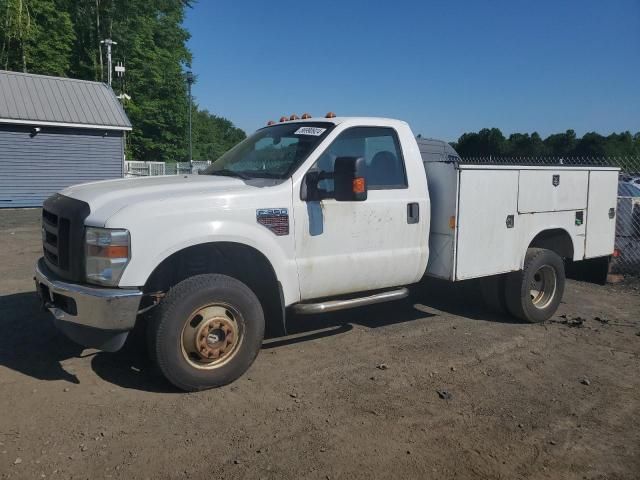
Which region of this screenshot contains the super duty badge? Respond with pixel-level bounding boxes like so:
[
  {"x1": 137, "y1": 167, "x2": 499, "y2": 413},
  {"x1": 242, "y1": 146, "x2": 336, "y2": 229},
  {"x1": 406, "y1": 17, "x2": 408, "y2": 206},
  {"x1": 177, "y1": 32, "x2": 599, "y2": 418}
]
[{"x1": 256, "y1": 208, "x2": 289, "y2": 236}]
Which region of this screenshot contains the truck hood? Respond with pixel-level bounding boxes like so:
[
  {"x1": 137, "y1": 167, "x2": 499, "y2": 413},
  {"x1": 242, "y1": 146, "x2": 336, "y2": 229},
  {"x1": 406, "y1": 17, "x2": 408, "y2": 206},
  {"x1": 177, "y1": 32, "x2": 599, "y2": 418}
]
[{"x1": 61, "y1": 174, "x2": 279, "y2": 226}]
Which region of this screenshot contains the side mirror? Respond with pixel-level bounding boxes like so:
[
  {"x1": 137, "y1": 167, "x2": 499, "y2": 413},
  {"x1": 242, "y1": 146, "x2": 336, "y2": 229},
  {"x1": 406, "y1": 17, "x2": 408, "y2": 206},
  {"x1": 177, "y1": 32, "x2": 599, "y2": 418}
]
[
  {"x1": 334, "y1": 156, "x2": 367, "y2": 201},
  {"x1": 301, "y1": 170, "x2": 321, "y2": 201}
]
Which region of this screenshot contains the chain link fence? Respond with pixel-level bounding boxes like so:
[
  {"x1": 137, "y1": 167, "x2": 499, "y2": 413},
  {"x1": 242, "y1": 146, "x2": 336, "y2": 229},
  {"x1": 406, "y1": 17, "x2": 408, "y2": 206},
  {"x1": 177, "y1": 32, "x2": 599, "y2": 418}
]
[
  {"x1": 615, "y1": 182, "x2": 640, "y2": 275},
  {"x1": 461, "y1": 156, "x2": 640, "y2": 277}
]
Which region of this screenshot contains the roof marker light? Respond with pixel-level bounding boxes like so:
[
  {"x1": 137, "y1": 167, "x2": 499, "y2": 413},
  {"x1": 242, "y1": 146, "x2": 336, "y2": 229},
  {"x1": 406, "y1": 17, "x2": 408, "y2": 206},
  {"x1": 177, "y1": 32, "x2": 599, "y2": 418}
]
[
  {"x1": 301, "y1": 113, "x2": 312, "y2": 119},
  {"x1": 289, "y1": 114, "x2": 299, "y2": 121},
  {"x1": 325, "y1": 112, "x2": 336, "y2": 118},
  {"x1": 279, "y1": 116, "x2": 288, "y2": 122},
  {"x1": 267, "y1": 120, "x2": 275, "y2": 126}
]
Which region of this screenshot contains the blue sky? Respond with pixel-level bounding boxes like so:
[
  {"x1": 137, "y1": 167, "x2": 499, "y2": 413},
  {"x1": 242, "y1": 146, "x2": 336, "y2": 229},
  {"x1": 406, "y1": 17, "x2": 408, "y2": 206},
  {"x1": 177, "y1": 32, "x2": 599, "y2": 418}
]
[{"x1": 184, "y1": 0, "x2": 640, "y2": 141}]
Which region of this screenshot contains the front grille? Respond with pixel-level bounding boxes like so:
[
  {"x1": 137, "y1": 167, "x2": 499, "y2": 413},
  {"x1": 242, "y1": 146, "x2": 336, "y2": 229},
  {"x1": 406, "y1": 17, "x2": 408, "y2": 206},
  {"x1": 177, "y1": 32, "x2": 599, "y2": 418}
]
[
  {"x1": 42, "y1": 211, "x2": 70, "y2": 269},
  {"x1": 42, "y1": 209, "x2": 58, "y2": 226},
  {"x1": 43, "y1": 246, "x2": 58, "y2": 266},
  {"x1": 41, "y1": 194, "x2": 90, "y2": 282}
]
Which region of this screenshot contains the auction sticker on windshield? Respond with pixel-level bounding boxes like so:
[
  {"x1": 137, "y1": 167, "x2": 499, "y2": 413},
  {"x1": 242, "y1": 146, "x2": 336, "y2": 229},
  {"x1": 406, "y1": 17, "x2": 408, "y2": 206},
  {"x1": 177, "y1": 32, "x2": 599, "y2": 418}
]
[{"x1": 294, "y1": 127, "x2": 326, "y2": 136}]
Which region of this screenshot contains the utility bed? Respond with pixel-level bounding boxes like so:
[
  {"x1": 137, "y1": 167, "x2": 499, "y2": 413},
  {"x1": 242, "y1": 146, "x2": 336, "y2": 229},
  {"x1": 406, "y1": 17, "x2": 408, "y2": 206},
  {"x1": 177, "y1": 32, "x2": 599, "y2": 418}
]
[{"x1": 417, "y1": 138, "x2": 619, "y2": 281}]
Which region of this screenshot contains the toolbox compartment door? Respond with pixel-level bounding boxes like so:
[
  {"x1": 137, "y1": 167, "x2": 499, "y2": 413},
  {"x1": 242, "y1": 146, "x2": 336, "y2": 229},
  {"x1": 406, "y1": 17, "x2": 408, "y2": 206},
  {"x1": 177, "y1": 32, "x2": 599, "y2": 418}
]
[
  {"x1": 518, "y1": 170, "x2": 588, "y2": 213},
  {"x1": 455, "y1": 169, "x2": 520, "y2": 280},
  {"x1": 585, "y1": 170, "x2": 618, "y2": 258}
]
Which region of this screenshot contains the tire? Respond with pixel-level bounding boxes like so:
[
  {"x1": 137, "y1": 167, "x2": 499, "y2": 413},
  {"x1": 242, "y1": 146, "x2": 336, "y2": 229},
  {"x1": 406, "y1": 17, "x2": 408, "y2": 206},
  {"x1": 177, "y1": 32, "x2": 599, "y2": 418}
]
[
  {"x1": 480, "y1": 274, "x2": 508, "y2": 314},
  {"x1": 148, "y1": 274, "x2": 265, "y2": 391},
  {"x1": 505, "y1": 248, "x2": 565, "y2": 323}
]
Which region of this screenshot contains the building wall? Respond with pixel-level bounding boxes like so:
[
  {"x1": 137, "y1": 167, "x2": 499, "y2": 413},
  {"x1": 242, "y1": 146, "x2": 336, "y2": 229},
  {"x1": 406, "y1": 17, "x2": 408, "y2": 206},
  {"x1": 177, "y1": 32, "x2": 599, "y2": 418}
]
[{"x1": 0, "y1": 125, "x2": 124, "y2": 208}]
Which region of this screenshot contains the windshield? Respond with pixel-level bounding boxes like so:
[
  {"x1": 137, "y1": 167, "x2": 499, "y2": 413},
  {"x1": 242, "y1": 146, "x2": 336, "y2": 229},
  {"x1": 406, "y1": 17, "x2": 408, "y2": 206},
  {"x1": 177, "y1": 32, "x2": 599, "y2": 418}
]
[{"x1": 201, "y1": 122, "x2": 335, "y2": 179}]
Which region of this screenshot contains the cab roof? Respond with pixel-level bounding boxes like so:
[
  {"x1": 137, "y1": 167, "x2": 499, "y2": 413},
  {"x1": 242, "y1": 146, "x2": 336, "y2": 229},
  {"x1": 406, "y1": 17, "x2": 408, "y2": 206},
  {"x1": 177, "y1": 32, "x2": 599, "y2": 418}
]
[{"x1": 263, "y1": 116, "x2": 409, "y2": 129}]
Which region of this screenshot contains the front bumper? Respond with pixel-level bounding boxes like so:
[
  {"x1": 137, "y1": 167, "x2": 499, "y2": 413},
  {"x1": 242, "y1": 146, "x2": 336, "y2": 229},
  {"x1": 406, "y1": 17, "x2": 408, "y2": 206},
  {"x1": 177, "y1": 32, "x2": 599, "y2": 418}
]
[{"x1": 35, "y1": 258, "x2": 142, "y2": 351}]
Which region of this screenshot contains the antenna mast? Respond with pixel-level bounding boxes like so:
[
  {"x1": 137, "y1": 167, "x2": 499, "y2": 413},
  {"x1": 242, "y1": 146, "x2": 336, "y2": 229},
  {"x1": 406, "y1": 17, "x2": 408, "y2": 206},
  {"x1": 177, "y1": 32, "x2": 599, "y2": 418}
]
[{"x1": 100, "y1": 39, "x2": 117, "y2": 86}]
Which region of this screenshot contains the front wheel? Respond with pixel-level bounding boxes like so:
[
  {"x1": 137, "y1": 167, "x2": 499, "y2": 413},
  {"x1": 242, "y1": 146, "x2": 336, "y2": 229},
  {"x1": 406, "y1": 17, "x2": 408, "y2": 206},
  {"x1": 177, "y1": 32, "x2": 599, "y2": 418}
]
[
  {"x1": 148, "y1": 274, "x2": 265, "y2": 391},
  {"x1": 505, "y1": 248, "x2": 565, "y2": 323}
]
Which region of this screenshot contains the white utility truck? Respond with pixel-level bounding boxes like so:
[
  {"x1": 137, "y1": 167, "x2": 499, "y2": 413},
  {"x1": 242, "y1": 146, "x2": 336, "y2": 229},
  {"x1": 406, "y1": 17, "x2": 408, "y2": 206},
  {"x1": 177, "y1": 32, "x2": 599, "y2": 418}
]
[{"x1": 35, "y1": 115, "x2": 619, "y2": 391}]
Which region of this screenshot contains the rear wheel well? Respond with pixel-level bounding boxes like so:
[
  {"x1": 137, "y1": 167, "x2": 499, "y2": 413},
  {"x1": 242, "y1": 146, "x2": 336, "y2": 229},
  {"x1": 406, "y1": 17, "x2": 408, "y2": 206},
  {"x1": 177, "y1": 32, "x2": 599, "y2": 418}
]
[
  {"x1": 143, "y1": 242, "x2": 284, "y2": 336},
  {"x1": 528, "y1": 229, "x2": 574, "y2": 259}
]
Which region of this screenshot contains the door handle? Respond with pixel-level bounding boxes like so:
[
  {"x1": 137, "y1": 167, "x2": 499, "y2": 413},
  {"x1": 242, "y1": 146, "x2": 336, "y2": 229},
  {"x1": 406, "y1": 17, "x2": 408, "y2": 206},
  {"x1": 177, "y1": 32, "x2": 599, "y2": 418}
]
[{"x1": 407, "y1": 203, "x2": 419, "y2": 224}]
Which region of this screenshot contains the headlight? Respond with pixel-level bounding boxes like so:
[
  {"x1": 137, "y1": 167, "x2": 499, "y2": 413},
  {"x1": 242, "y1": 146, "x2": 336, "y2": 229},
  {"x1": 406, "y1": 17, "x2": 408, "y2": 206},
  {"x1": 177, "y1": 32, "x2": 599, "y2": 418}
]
[{"x1": 85, "y1": 227, "x2": 130, "y2": 286}]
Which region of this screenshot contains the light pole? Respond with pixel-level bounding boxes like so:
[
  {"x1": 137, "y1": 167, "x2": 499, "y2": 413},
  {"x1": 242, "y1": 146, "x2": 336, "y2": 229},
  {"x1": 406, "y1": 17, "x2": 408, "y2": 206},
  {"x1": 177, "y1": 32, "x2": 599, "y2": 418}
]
[
  {"x1": 100, "y1": 39, "x2": 117, "y2": 86},
  {"x1": 186, "y1": 71, "x2": 194, "y2": 168}
]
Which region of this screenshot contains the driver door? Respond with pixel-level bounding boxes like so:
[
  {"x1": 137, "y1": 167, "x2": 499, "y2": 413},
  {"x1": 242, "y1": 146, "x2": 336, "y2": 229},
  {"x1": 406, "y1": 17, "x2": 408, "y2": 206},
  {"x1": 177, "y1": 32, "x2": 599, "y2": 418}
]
[{"x1": 293, "y1": 126, "x2": 426, "y2": 300}]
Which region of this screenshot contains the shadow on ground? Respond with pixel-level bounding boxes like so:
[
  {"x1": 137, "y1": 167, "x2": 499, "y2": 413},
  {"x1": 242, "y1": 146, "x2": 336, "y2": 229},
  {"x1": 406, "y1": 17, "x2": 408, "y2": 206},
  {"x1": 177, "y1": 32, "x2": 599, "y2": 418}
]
[
  {"x1": 0, "y1": 291, "x2": 175, "y2": 392},
  {"x1": 411, "y1": 276, "x2": 523, "y2": 323},
  {"x1": 0, "y1": 291, "x2": 84, "y2": 384},
  {"x1": 0, "y1": 279, "x2": 516, "y2": 393}
]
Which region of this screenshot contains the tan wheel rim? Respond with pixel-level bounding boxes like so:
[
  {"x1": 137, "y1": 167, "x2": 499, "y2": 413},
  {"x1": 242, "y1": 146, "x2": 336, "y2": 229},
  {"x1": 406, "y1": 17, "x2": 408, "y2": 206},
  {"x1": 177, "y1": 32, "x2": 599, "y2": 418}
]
[
  {"x1": 529, "y1": 265, "x2": 557, "y2": 310},
  {"x1": 180, "y1": 304, "x2": 244, "y2": 369}
]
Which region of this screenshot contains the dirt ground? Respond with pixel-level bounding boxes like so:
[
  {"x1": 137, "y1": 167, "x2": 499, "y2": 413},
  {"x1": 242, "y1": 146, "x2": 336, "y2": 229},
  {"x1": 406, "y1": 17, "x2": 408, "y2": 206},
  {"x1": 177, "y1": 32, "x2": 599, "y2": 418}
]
[{"x1": 1, "y1": 208, "x2": 639, "y2": 480}]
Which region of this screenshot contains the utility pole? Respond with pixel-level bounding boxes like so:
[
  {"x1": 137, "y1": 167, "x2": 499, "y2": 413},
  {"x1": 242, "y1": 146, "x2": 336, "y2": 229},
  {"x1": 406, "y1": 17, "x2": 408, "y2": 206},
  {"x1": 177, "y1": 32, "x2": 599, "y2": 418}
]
[
  {"x1": 100, "y1": 39, "x2": 117, "y2": 86},
  {"x1": 186, "y1": 71, "x2": 194, "y2": 167}
]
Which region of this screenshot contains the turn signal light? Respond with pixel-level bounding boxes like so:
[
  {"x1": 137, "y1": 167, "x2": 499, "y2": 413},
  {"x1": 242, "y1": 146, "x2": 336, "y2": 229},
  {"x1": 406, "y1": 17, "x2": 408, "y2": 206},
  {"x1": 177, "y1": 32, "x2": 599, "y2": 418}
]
[
  {"x1": 449, "y1": 216, "x2": 456, "y2": 229},
  {"x1": 353, "y1": 177, "x2": 366, "y2": 194},
  {"x1": 613, "y1": 248, "x2": 620, "y2": 258},
  {"x1": 86, "y1": 244, "x2": 129, "y2": 258},
  {"x1": 301, "y1": 113, "x2": 312, "y2": 119},
  {"x1": 325, "y1": 112, "x2": 336, "y2": 118}
]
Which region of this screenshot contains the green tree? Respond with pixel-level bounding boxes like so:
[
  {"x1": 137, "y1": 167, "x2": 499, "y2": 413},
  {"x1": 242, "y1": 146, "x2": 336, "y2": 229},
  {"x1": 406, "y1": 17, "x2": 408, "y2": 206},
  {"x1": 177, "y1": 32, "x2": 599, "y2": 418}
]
[
  {"x1": 0, "y1": 0, "x2": 74, "y2": 75},
  {"x1": 604, "y1": 131, "x2": 639, "y2": 157},
  {"x1": 574, "y1": 132, "x2": 607, "y2": 157},
  {"x1": 455, "y1": 128, "x2": 506, "y2": 157},
  {"x1": 64, "y1": 0, "x2": 194, "y2": 161},
  {"x1": 115, "y1": 1, "x2": 193, "y2": 161},
  {"x1": 454, "y1": 128, "x2": 640, "y2": 166},
  {"x1": 191, "y1": 108, "x2": 246, "y2": 161},
  {"x1": 1, "y1": 0, "x2": 244, "y2": 162},
  {"x1": 543, "y1": 130, "x2": 577, "y2": 157},
  {"x1": 504, "y1": 132, "x2": 547, "y2": 157}
]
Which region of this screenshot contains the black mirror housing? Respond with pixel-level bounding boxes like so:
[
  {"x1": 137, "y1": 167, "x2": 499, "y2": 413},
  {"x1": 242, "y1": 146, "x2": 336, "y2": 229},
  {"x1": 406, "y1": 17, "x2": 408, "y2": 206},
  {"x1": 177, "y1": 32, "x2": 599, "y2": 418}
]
[
  {"x1": 301, "y1": 170, "x2": 321, "y2": 201},
  {"x1": 334, "y1": 156, "x2": 367, "y2": 201}
]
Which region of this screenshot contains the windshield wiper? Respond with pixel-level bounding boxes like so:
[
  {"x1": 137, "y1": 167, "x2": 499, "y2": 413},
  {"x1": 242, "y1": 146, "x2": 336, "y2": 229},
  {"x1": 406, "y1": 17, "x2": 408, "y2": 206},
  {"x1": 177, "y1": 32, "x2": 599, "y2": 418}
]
[{"x1": 206, "y1": 169, "x2": 252, "y2": 180}]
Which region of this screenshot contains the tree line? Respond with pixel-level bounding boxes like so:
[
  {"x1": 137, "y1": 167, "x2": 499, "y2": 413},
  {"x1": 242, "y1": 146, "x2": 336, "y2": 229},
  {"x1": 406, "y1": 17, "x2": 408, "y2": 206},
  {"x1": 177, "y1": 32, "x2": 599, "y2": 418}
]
[
  {"x1": 0, "y1": 0, "x2": 245, "y2": 162},
  {"x1": 451, "y1": 128, "x2": 640, "y2": 167}
]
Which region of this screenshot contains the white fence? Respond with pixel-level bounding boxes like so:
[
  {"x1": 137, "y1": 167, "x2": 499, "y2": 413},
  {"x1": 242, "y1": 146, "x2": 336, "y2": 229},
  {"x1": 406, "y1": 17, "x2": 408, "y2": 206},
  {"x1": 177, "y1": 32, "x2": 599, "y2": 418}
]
[{"x1": 125, "y1": 161, "x2": 211, "y2": 177}]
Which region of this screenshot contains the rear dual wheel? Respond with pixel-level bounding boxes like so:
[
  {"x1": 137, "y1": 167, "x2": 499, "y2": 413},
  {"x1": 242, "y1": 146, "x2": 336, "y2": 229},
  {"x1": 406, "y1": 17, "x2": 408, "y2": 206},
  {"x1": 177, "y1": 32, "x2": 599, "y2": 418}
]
[
  {"x1": 148, "y1": 274, "x2": 265, "y2": 391},
  {"x1": 482, "y1": 248, "x2": 565, "y2": 323}
]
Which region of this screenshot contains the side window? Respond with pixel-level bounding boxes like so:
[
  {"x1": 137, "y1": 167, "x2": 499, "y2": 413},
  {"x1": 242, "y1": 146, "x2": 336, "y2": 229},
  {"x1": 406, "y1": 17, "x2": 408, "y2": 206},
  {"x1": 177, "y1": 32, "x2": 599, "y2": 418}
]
[{"x1": 310, "y1": 127, "x2": 407, "y2": 192}]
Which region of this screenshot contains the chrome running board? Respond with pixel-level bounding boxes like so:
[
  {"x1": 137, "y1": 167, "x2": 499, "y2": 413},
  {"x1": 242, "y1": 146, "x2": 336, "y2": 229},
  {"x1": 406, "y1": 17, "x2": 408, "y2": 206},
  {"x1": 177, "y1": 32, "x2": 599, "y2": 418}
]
[{"x1": 292, "y1": 288, "x2": 409, "y2": 315}]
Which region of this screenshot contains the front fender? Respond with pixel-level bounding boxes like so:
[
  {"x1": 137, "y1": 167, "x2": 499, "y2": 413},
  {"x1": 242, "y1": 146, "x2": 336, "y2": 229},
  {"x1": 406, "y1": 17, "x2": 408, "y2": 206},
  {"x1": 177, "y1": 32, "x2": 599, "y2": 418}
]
[{"x1": 114, "y1": 209, "x2": 300, "y2": 305}]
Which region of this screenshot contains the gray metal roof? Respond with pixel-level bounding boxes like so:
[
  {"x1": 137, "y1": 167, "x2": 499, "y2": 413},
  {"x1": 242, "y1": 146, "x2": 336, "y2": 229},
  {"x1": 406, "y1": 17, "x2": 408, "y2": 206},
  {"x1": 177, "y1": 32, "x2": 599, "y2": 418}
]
[{"x1": 0, "y1": 70, "x2": 131, "y2": 130}]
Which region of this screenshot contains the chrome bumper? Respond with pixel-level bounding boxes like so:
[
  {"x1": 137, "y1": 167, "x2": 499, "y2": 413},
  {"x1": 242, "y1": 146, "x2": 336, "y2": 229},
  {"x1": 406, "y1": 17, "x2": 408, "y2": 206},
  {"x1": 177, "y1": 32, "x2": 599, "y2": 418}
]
[{"x1": 35, "y1": 258, "x2": 142, "y2": 350}]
